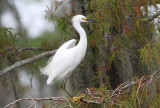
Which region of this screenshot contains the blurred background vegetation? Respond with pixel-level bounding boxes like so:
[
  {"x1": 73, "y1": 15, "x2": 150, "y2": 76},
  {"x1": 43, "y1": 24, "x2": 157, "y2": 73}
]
[{"x1": 0, "y1": 0, "x2": 160, "y2": 107}]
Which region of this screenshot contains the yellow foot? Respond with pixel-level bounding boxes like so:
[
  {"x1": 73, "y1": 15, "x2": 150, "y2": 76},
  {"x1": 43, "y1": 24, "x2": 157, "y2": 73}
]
[{"x1": 73, "y1": 94, "x2": 84, "y2": 102}]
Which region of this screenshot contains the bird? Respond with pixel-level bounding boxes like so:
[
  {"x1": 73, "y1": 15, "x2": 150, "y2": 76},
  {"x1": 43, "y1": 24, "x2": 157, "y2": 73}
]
[{"x1": 40, "y1": 15, "x2": 96, "y2": 101}]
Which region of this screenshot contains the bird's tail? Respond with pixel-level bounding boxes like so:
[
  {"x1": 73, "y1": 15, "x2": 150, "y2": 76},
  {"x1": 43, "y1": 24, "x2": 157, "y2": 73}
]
[
  {"x1": 40, "y1": 56, "x2": 54, "y2": 76},
  {"x1": 47, "y1": 76, "x2": 57, "y2": 85}
]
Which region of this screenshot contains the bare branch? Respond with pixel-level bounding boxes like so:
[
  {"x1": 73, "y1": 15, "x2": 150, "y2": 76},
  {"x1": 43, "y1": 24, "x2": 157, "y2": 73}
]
[
  {"x1": 0, "y1": 50, "x2": 57, "y2": 77},
  {"x1": 81, "y1": 99, "x2": 101, "y2": 104},
  {"x1": 4, "y1": 96, "x2": 101, "y2": 108},
  {"x1": 111, "y1": 81, "x2": 130, "y2": 97},
  {"x1": 4, "y1": 97, "x2": 65, "y2": 108},
  {"x1": 62, "y1": 96, "x2": 73, "y2": 108},
  {"x1": 152, "y1": 68, "x2": 160, "y2": 76},
  {"x1": 142, "y1": 10, "x2": 160, "y2": 23},
  {"x1": 148, "y1": 11, "x2": 160, "y2": 22},
  {"x1": 136, "y1": 76, "x2": 145, "y2": 95},
  {"x1": 119, "y1": 81, "x2": 136, "y2": 90}
]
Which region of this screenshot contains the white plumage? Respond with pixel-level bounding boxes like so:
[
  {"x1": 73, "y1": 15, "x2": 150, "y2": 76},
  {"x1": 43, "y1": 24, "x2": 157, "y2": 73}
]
[{"x1": 41, "y1": 15, "x2": 90, "y2": 85}]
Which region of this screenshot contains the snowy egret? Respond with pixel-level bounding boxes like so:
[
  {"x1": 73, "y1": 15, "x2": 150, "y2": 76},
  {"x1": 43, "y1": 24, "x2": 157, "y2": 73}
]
[{"x1": 41, "y1": 15, "x2": 96, "y2": 101}]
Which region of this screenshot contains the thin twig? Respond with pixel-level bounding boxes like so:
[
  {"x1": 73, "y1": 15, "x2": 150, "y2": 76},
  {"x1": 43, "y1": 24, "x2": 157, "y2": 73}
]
[
  {"x1": 29, "y1": 96, "x2": 37, "y2": 108},
  {"x1": 28, "y1": 104, "x2": 35, "y2": 108},
  {"x1": 152, "y1": 68, "x2": 160, "y2": 76},
  {"x1": 136, "y1": 76, "x2": 145, "y2": 95},
  {"x1": 62, "y1": 96, "x2": 73, "y2": 108},
  {"x1": 111, "y1": 82, "x2": 129, "y2": 97}
]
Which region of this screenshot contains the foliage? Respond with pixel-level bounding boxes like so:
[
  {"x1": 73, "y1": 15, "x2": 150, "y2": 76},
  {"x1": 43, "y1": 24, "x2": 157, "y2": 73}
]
[
  {"x1": 0, "y1": 27, "x2": 23, "y2": 66},
  {"x1": 139, "y1": 36, "x2": 160, "y2": 70},
  {"x1": 86, "y1": 0, "x2": 158, "y2": 69}
]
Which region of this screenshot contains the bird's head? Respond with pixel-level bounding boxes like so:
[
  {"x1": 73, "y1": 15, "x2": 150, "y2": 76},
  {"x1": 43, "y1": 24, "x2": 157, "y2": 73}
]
[{"x1": 72, "y1": 15, "x2": 97, "y2": 23}]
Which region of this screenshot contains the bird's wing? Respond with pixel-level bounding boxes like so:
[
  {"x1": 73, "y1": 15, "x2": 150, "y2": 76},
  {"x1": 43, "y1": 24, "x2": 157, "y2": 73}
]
[
  {"x1": 58, "y1": 39, "x2": 76, "y2": 50},
  {"x1": 41, "y1": 48, "x2": 77, "y2": 85},
  {"x1": 41, "y1": 39, "x2": 76, "y2": 74},
  {"x1": 44, "y1": 39, "x2": 76, "y2": 64},
  {"x1": 67, "y1": 39, "x2": 76, "y2": 49}
]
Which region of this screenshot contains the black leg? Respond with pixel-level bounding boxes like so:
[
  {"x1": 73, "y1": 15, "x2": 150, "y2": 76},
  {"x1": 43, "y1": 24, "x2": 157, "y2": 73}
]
[{"x1": 61, "y1": 77, "x2": 73, "y2": 98}]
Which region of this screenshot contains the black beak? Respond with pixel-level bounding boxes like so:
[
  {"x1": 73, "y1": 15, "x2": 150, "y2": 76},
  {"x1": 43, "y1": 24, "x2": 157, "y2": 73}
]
[{"x1": 86, "y1": 19, "x2": 97, "y2": 23}]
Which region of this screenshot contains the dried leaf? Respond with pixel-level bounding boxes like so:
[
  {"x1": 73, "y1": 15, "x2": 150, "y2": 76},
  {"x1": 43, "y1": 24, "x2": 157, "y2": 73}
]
[
  {"x1": 91, "y1": 39, "x2": 96, "y2": 45},
  {"x1": 123, "y1": 23, "x2": 130, "y2": 36},
  {"x1": 124, "y1": 26, "x2": 130, "y2": 36},
  {"x1": 134, "y1": 5, "x2": 141, "y2": 17}
]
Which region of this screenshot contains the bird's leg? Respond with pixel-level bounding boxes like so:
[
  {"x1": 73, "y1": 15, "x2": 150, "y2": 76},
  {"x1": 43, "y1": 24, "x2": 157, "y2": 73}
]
[
  {"x1": 61, "y1": 77, "x2": 84, "y2": 102},
  {"x1": 61, "y1": 77, "x2": 72, "y2": 98}
]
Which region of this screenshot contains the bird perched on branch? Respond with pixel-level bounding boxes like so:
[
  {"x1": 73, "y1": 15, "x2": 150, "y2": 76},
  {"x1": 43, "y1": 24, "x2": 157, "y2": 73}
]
[{"x1": 41, "y1": 15, "x2": 96, "y2": 101}]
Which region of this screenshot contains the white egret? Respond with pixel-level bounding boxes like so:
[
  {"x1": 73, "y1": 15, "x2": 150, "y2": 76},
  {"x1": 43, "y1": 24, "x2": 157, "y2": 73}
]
[{"x1": 41, "y1": 15, "x2": 96, "y2": 101}]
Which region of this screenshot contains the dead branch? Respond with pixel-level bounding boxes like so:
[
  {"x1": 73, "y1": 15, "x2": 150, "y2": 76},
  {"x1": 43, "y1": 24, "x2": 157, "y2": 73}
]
[{"x1": 0, "y1": 50, "x2": 56, "y2": 77}]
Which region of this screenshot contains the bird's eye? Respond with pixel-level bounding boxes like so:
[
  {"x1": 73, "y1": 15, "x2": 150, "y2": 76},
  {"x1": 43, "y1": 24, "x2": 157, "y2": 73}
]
[{"x1": 82, "y1": 18, "x2": 87, "y2": 20}]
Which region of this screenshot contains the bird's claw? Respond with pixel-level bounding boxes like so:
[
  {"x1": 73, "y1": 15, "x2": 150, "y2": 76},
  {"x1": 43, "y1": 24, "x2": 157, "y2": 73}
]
[{"x1": 73, "y1": 94, "x2": 84, "y2": 102}]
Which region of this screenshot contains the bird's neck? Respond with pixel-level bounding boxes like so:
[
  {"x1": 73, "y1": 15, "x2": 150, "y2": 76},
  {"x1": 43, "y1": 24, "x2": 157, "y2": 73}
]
[{"x1": 73, "y1": 22, "x2": 87, "y2": 55}]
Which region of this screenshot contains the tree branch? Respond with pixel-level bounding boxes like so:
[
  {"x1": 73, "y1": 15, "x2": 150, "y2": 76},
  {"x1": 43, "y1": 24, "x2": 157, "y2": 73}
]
[
  {"x1": 0, "y1": 50, "x2": 56, "y2": 77},
  {"x1": 81, "y1": 99, "x2": 101, "y2": 104},
  {"x1": 148, "y1": 11, "x2": 160, "y2": 22},
  {"x1": 4, "y1": 97, "x2": 65, "y2": 108},
  {"x1": 4, "y1": 96, "x2": 101, "y2": 108},
  {"x1": 142, "y1": 10, "x2": 160, "y2": 23}
]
